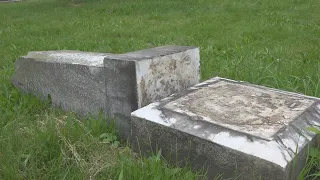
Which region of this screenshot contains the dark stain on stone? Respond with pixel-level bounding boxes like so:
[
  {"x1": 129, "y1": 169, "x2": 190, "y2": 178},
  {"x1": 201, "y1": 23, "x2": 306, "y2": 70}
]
[
  {"x1": 17, "y1": 81, "x2": 24, "y2": 86},
  {"x1": 181, "y1": 53, "x2": 191, "y2": 65},
  {"x1": 164, "y1": 81, "x2": 170, "y2": 91},
  {"x1": 140, "y1": 77, "x2": 150, "y2": 107},
  {"x1": 169, "y1": 60, "x2": 177, "y2": 71},
  {"x1": 149, "y1": 60, "x2": 159, "y2": 75},
  {"x1": 285, "y1": 100, "x2": 301, "y2": 109}
]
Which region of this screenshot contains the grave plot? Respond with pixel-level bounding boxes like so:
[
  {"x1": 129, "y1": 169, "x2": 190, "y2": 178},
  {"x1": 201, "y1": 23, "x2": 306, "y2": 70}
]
[
  {"x1": 131, "y1": 77, "x2": 320, "y2": 180},
  {"x1": 11, "y1": 46, "x2": 200, "y2": 138}
]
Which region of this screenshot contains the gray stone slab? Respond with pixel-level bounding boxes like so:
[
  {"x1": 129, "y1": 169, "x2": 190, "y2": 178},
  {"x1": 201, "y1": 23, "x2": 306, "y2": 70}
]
[
  {"x1": 131, "y1": 77, "x2": 320, "y2": 180},
  {"x1": 11, "y1": 46, "x2": 200, "y2": 138},
  {"x1": 11, "y1": 50, "x2": 109, "y2": 117}
]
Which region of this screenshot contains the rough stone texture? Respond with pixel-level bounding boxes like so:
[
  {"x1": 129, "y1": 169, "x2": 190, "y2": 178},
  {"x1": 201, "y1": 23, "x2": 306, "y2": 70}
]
[
  {"x1": 11, "y1": 51, "x2": 108, "y2": 116},
  {"x1": 133, "y1": 46, "x2": 200, "y2": 108},
  {"x1": 165, "y1": 81, "x2": 314, "y2": 140},
  {"x1": 11, "y1": 46, "x2": 200, "y2": 138},
  {"x1": 104, "y1": 46, "x2": 200, "y2": 138},
  {"x1": 131, "y1": 77, "x2": 320, "y2": 180}
]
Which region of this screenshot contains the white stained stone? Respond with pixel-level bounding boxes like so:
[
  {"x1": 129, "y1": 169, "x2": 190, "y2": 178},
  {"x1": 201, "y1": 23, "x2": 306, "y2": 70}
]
[{"x1": 131, "y1": 77, "x2": 320, "y2": 180}]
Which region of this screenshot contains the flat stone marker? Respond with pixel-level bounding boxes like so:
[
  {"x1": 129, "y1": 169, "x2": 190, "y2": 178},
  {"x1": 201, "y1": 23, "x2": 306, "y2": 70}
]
[
  {"x1": 11, "y1": 46, "x2": 200, "y2": 138},
  {"x1": 131, "y1": 77, "x2": 320, "y2": 180}
]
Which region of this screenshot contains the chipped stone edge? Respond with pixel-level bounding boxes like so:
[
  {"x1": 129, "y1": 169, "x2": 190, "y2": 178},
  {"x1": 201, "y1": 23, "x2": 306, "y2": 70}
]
[{"x1": 23, "y1": 50, "x2": 111, "y2": 67}]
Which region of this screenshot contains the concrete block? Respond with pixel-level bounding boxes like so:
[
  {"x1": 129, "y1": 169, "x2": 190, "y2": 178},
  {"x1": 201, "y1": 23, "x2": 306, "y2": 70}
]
[
  {"x1": 11, "y1": 46, "x2": 200, "y2": 138},
  {"x1": 131, "y1": 77, "x2": 320, "y2": 180},
  {"x1": 11, "y1": 50, "x2": 109, "y2": 116},
  {"x1": 104, "y1": 46, "x2": 200, "y2": 137}
]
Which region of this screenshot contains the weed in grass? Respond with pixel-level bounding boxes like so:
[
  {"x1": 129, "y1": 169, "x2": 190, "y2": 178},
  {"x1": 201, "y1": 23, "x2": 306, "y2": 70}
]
[{"x1": 298, "y1": 127, "x2": 320, "y2": 180}]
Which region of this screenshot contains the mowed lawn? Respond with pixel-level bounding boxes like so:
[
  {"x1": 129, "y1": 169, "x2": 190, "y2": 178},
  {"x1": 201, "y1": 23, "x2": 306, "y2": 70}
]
[{"x1": 0, "y1": 0, "x2": 320, "y2": 179}]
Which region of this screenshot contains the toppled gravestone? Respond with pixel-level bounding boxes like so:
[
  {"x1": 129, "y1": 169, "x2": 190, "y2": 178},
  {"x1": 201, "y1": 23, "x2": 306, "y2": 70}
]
[
  {"x1": 11, "y1": 46, "x2": 200, "y2": 138},
  {"x1": 131, "y1": 77, "x2": 320, "y2": 180}
]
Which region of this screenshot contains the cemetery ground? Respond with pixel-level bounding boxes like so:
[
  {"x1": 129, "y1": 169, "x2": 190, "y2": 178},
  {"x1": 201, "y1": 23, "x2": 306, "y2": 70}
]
[{"x1": 0, "y1": 0, "x2": 320, "y2": 179}]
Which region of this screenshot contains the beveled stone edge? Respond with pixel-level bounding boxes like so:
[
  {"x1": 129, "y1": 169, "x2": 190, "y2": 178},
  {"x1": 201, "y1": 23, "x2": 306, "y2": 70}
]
[{"x1": 131, "y1": 76, "x2": 320, "y2": 169}]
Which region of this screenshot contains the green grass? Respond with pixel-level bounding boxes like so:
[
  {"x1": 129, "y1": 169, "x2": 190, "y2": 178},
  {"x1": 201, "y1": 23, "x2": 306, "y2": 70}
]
[{"x1": 0, "y1": 0, "x2": 320, "y2": 179}]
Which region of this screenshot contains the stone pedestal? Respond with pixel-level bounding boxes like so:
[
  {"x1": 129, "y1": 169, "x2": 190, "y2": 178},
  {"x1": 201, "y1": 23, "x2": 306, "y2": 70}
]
[
  {"x1": 11, "y1": 46, "x2": 200, "y2": 138},
  {"x1": 131, "y1": 77, "x2": 320, "y2": 180}
]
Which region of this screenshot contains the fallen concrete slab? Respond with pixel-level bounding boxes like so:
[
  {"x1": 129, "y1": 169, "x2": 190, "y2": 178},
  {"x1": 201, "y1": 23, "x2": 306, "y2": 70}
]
[
  {"x1": 11, "y1": 46, "x2": 200, "y2": 138},
  {"x1": 131, "y1": 76, "x2": 320, "y2": 180}
]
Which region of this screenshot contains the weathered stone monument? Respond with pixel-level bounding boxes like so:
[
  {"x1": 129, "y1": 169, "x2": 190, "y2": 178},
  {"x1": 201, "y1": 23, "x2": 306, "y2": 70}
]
[
  {"x1": 11, "y1": 46, "x2": 200, "y2": 138},
  {"x1": 11, "y1": 45, "x2": 319, "y2": 179},
  {"x1": 131, "y1": 77, "x2": 320, "y2": 180}
]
